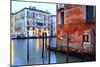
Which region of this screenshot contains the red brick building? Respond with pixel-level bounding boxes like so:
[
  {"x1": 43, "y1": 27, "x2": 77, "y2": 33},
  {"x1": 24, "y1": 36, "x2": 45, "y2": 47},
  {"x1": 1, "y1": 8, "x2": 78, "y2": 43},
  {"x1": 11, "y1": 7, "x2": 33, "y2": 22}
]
[{"x1": 56, "y1": 4, "x2": 96, "y2": 55}]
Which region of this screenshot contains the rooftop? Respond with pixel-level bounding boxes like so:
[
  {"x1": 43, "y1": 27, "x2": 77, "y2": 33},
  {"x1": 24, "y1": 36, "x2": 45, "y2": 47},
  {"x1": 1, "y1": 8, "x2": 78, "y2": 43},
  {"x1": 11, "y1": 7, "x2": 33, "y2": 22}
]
[{"x1": 12, "y1": 7, "x2": 51, "y2": 15}]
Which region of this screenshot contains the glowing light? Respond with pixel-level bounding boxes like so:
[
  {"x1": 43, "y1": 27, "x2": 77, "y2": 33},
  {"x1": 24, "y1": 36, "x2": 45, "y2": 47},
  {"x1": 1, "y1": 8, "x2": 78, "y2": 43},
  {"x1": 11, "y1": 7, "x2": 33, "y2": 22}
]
[
  {"x1": 60, "y1": 37, "x2": 63, "y2": 40},
  {"x1": 44, "y1": 38, "x2": 46, "y2": 50},
  {"x1": 36, "y1": 38, "x2": 39, "y2": 51},
  {"x1": 11, "y1": 40, "x2": 14, "y2": 65}
]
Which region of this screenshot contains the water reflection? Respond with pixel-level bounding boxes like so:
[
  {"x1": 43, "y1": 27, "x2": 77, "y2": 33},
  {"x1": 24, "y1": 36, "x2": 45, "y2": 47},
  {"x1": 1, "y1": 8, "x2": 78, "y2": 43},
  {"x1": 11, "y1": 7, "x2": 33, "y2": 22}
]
[
  {"x1": 11, "y1": 38, "x2": 83, "y2": 66},
  {"x1": 36, "y1": 38, "x2": 39, "y2": 51},
  {"x1": 11, "y1": 40, "x2": 14, "y2": 65},
  {"x1": 11, "y1": 39, "x2": 28, "y2": 66}
]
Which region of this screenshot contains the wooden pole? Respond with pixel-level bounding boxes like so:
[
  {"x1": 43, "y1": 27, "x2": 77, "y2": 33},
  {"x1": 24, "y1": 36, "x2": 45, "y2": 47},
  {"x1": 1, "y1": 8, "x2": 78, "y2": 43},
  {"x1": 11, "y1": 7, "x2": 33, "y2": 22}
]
[
  {"x1": 42, "y1": 32, "x2": 44, "y2": 58},
  {"x1": 66, "y1": 33, "x2": 69, "y2": 63},
  {"x1": 27, "y1": 27, "x2": 29, "y2": 63}
]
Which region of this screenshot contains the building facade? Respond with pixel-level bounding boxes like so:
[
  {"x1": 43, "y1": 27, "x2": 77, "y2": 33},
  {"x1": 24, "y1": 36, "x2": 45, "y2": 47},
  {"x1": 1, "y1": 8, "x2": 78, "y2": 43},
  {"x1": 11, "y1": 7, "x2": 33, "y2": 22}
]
[
  {"x1": 56, "y1": 4, "x2": 96, "y2": 55},
  {"x1": 50, "y1": 15, "x2": 56, "y2": 36},
  {"x1": 11, "y1": 13, "x2": 16, "y2": 37},
  {"x1": 11, "y1": 6, "x2": 51, "y2": 37}
]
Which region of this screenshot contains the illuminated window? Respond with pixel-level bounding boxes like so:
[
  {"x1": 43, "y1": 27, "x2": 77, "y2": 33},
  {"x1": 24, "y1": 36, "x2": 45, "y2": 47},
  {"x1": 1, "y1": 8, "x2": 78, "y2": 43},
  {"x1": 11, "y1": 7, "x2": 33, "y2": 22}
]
[
  {"x1": 83, "y1": 35, "x2": 89, "y2": 42},
  {"x1": 33, "y1": 27, "x2": 35, "y2": 30}
]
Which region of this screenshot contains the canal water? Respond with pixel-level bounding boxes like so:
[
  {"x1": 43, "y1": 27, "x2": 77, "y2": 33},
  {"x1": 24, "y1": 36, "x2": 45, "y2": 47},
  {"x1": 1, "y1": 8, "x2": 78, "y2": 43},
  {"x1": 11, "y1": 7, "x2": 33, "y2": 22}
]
[{"x1": 11, "y1": 38, "x2": 83, "y2": 66}]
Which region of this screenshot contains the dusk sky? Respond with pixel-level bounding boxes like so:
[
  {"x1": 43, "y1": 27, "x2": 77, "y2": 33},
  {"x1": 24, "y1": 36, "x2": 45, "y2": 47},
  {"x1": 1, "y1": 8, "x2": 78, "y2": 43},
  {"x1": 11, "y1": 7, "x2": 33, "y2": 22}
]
[{"x1": 12, "y1": 1, "x2": 56, "y2": 15}]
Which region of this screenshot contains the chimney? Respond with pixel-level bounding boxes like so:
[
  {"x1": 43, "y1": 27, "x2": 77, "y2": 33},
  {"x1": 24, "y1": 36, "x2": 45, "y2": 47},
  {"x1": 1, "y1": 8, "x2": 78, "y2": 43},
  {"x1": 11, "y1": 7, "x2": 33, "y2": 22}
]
[
  {"x1": 29, "y1": 6, "x2": 32, "y2": 9},
  {"x1": 46, "y1": 10, "x2": 48, "y2": 12}
]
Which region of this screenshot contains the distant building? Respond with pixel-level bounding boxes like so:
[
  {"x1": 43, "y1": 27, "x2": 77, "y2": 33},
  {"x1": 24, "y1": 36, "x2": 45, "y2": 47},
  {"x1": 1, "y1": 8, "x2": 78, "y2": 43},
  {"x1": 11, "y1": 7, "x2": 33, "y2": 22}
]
[
  {"x1": 11, "y1": 13, "x2": 16, "y2": 37},
  {"x1": 50, "y1": 15, "x2": 56, "y2": 36},
  {"x1": 56, "y1": 4, "x2": 96, "y2": 55},
  {"x1": 11, "y1": 6, "x2": 51, "y2": 37}
]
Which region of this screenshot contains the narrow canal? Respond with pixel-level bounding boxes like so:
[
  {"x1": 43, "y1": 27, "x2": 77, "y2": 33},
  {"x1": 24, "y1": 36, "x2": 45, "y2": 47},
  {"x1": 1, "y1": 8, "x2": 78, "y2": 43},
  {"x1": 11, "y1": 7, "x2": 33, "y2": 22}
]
[{"x1": 11, "y1": 37, "x2": 84, "y2": 66}]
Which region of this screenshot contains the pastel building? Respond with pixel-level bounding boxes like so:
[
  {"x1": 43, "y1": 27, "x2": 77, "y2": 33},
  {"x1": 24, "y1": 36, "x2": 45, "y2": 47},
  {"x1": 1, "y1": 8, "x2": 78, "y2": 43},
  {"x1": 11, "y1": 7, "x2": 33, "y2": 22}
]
[
  {"x1": 11, "y1": 6, "x2": 51, "y2": 37},
  {"x1": 56, "y1": 4, "x2": 96, "y2": 55},
  {"x1": 11, "y1": 13, "x2": 16, "y2": 37}
]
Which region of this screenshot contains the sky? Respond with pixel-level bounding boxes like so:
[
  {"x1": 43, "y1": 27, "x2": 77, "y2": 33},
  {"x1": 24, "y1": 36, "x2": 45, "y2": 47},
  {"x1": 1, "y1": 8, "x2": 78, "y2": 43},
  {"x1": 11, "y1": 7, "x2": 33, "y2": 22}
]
[{"x1": 11, "y1": 1, "x2": 56, "y2": 15}]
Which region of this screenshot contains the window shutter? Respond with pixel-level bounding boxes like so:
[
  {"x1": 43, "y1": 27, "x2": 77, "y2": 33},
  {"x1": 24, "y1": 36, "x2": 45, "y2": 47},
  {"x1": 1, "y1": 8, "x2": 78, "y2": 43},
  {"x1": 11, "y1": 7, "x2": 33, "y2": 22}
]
[{"x1": 86, "y1": 6, "x2": 94, "y2": 23}]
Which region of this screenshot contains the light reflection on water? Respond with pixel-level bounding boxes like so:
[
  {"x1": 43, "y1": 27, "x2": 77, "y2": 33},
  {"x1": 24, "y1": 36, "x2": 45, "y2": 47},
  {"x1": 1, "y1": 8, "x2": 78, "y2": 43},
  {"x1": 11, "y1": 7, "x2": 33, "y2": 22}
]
[
  {"x1": 11, "y1": 38, "x2": 83, "y2": 66},
  {"x1": 11, "y1": 38, "x2": 56, "y2": 66},
  {"x1": 11, "y1": 40, "x2": 14, "y2": 65},
  {"x1": 36, "y1": 38, "x2": 39, "y2": 51}
]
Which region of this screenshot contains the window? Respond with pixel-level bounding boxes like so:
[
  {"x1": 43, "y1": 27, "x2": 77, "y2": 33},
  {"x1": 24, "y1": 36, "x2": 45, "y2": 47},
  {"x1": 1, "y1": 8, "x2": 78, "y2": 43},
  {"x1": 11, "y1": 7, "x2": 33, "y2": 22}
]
[
  {"x1": 20, "y1": 13, "x2": 25, "y2": 19},
  {"x1": 27, "y1": 11, "x2": 34, "y2": 18},
  {"x1": 27, "y1": 11, "x2": 29, "y2": 17},
  {"x1": 27, "y1": 21, "x2": 29, "y2": 25},
  {"x1": 36, "y1": 14, "x2": 38, "y2": 17},
  {"x1": 83, "y1": 35, "x2": 89, "y2": 42},
  {"x1": 37, "y1": 22, "x2": 44, "y2": 26},
  {"x1": 33, "y1": 21, "x2": 34, "y2": 25},
  {"x1": 16, "y1": 22, "x2": 22, "y2": 27},
  {"x1": 60, "y1": 11, "x2": 64, "y2": 25},
  {"x1": 44, "y1": 23, "x2": 46, "y2": 26},
  {"x1": 86, "y1": 6, "x2": 94, "y2": 23},
  {"x1": 33, "y1": 12, "x2": 35, "y2": 18},
  {"x1": 48, "y1": 16, "x2": 50, "y2": 21},
  {"x1": 44, "y1": 15, "x2": 47, "y2": 21}
]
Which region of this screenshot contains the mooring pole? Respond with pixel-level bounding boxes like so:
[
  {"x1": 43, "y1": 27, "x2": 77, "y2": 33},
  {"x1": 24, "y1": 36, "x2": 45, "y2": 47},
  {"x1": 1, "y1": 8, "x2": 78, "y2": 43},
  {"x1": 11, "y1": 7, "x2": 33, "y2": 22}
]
[
  {"x1": 48, "y1": 37, "x2": 51, "y2": 64},
  {"x1": 27, "y1": 26, "x2": 29, "y2": 63},
  {"x1": 42, "y1": 32, "x2": 44, "y2": 58},
  {"x1": 66, "y1": 33, "x2": 69, "y2": 63}
]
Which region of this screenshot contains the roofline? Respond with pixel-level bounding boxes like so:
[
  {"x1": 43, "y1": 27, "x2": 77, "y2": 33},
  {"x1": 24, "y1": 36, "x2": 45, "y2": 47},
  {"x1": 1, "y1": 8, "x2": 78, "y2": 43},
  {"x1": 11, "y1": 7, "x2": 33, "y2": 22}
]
[
  {"x1": 12, "y1": 8, "x2": 25, "y2": 15},
  {"x1": 51, "y1": 15, "x2": 56, "y2": 17},
  {"x1": 11, "y1": 13, "x2": 15, "y2": 15},
  {"x1": 11, "y1": 7, "x2": 51, "y2": 15}
]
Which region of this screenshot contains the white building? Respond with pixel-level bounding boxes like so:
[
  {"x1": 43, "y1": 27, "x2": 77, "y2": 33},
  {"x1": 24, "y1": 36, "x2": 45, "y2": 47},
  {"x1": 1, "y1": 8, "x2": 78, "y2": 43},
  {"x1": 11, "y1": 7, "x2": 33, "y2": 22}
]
[
  {"x1": 11, "y1": 6, "x2": 51, "y2": 37},
  {"x1": 11, "y1": 13, "x2": 16, "y2": 37}
]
